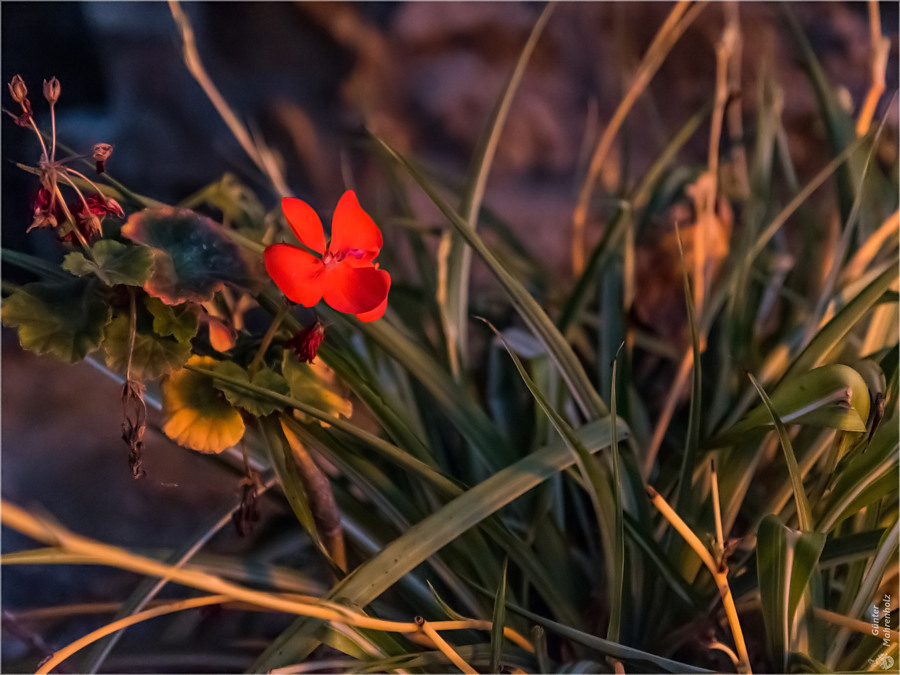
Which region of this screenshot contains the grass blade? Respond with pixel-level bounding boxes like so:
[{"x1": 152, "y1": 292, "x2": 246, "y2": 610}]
[
  {"x1": 372, "y1": 133, "x2": 608, "y2": 421},
  {"x1": 251, "y1": 415, "x2": 624, "y2": 670},
  {"x1": 756, "y1": 515, "x2": 826, "y2": 671},
  {"x1": 747, "y1": 373, "x2": 814, "y2": 531},
  {"x1": 489, "y1": 558, "x2": 509, "y2": 674},
  {"x1": 444, "y1": 2, "x2": 555, "y2": 376}
]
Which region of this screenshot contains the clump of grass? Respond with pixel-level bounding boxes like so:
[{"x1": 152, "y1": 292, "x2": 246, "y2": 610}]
[{"x1": 2, "y1": 3, "x2": 897, "y2": 674}]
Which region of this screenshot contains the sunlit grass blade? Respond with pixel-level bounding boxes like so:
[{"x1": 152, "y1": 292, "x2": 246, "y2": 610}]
[
  {"x1": 79, "y1": 489, "x2": 266, "y2": 673},
  {"x1": 372, "y1": 132, "x2": 607, "y2": 421},
  {"x1": 443, "y1": 2, "x2": 555, "y2": 377}
]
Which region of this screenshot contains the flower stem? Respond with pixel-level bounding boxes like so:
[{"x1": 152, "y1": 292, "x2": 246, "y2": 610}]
[{"x1": 248, "y1": 301, "x2": 290, "y2": 377}]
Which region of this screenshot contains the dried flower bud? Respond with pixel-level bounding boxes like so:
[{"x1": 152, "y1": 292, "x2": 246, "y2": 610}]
[
  {"x1": 8, "y1": 75, "x2": 28, "y2": 105},
  {"x1": 92, "y1": 142, "x2": 114, "y2": 174},
  {"x1": 285, "y1": 320, "x2": 325, "y2": 363},
  {"x1": 42, "y1": 77, "x2": 60, "y2": 105},
  {"x1": 28, "y1": 187, "x2": 63, "y2": 232}
]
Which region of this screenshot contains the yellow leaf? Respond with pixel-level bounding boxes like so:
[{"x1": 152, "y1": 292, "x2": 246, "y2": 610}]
[{"x1": 161, "y1": 355, "x2": 245, "y2": 453}]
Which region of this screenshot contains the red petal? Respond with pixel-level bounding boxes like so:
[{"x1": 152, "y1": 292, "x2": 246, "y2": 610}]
[
  {"x1": 264, "y1": 244, "x2": 324, "y2": 307},
  {"x1": 355, "y1": 270, "x2": 391, "y2": 322},
  {"x1": 282, "y1": 198, "x2": 326, "y2": 254},
  {"x1": 330, "y1": 190, "x2": 382, "y2": 262},
  {"x1": 322, "y1": 262, "x2": 389, "y2": 314}
]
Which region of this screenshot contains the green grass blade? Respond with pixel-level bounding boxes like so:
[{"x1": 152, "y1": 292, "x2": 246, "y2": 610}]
[
  {"x1": 825, "y1": 517, "x2": 900, "y2": 668},
  {"x1": 506, "y1": 603, "x2": 712, "y2": 674},
  {"x1": 674, "y1": 228, "x2": 702, "y2": 517},
  {"x1": 339, "y1": 312, "x2": 515, "y2": 469},
  {"x1": 817, "y1": 421, "x2": 899, "y2": 532},
  {"x1": 489, "y1": 558, "x2": 509, "y2": 674},
  {"x1": 259, "y1": 417, "x2": 324, "y2": 549},
  {"x1": 251, "y1": 415, "x2": 623, "y2": 670},
  {"x1": 607, "y1": 358, "x2": 625, "y2": 644},
  {"x1": 372, "y1": 133, "x2": 607, "y2": 421},
  {"x1": 756, "y1": 514, "x2": 826, "y2": 671},
  {"x1": 559, "y1": 99, "x2": 713, "y2": 336},
  {"x1": 481, "y1": 317, "x2": 619, "y2": 622},
  {"x1": 781, "y1": 261, "x2": 899, "y2": 383},
  {"x1": 445, "y1": 2, "x2": 555, "y2": 376},
  {"x1": 747, "y1": 373, "x2": 814, "y2": 531}
]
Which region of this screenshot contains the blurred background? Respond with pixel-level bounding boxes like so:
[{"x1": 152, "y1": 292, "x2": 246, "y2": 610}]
[{"x1": 2, "y1": 2, "x2": 898, "y2": 670}]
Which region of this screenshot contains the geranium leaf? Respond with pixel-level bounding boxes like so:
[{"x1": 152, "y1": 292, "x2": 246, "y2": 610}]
[
  {"x1": 161, "y1": 356, "x2": 245, "y2": 453},
  {"x1": 102, "y1": 314, "x2": 192, "y2": 381},
  {"x1": 282, "y1": 352, "x2": 352, "y2": 424},
  {"x1": 121, "y1": 206, "x2": 254, "y2": 305},
  {"x1": 211, "y1": 362, "x2": 289, "y2": 417},
  {"x1": 1, "y1": 277, "x2": 109, "y2": 362},
  {"x1": 144, "y1": 296, "x2": 200, "y2": 343},
  {"x1": 61, "y1": 240, "x2": 153, "y2": 287}
]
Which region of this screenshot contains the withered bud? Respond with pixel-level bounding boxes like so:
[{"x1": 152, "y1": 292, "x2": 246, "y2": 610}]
[
  {"x1": 42, "y1": 77, "x2": 60, "y2": 105},
  {"x1": 92, "y1": 143, "x2": 114, "y2": 174},
  {"x1": 8, "y1": 75, "x2": 28, "y2": 105},
  {"x1": 285, "y1": 320, "x2": 325, "y2": 363}
]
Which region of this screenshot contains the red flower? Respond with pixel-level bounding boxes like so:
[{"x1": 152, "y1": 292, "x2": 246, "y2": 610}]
[{"x1": 264, "y1": 191, "x2": 391, "y2": 322}]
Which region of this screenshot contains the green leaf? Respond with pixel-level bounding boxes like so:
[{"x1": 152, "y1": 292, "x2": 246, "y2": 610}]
[
  {"x1": 163, "y1": 356, "x2": 246, "y2": 453},
  {"x1": 144, "y1": 296, "x2": 200, "y2": 342},
  {"x1": 489, "y1": 558, "x2": 508, "y2": 674},
  {"x1": 102, "y1": 314, "x2": 192, "y2": 380},
  {"x1": 1, "y1": 277, "x2": 109, "y2": 362},
  {"x1": 281, "y1": 351, "x2": 352, "y2": 423},
  {"x1": 715, "y1": 364, "x2": 872, "y2": 443},
  {"x1": 211, "y1": 362, "x2": 288, "y2": 417},
  {"x1": 756, "y1": 515, "x2": 826, "y2": 672},
  {"x1": 62, "y1": 240, "x2": 153, "y2": 287},
  {"x1": 121, "y1": 206, "x2": 255, "y2": 305}
]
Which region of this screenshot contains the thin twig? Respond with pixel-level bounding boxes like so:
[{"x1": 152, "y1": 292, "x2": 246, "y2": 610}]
[
  {"x1": 647, "y1": 486, "x2": 752, "y2": 673},
  {"x1": 417, "y1": 617, "x2": 478, "y2": 674},
  {"x1": 710, "y1": 459, "x2": 725, "y2": 564},
  {"x1": 36, "y1": 595, "x2": 230, "y2": 675}
]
